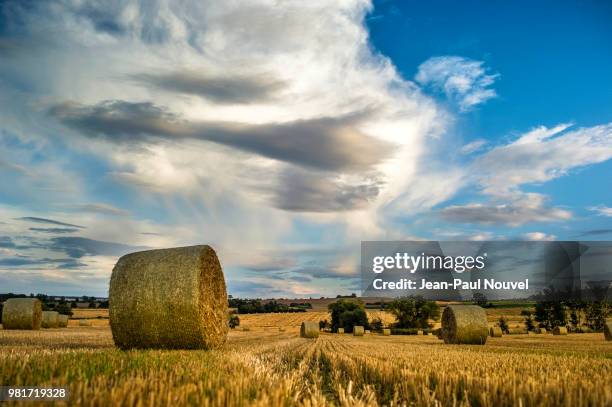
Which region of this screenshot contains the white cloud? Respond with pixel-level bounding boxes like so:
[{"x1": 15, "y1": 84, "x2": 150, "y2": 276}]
[
  {"x1": 589, "y1": 205, "x2": 612, "y2": 217},
  {"x1": 415, "y1": 56, "x2": 499, "y2": 111},
  {"x1": 440, "y1": 123, "x2": 612, "y2": 225},
  {"x1": 522, "y1": 232, "x2": 556, "y2": 241},
  {"x1": 0, "y1": 0, "x2": 451, "y2": 295},
  {"x1": 460, "y1": 139, "x2": 487, "y2": 154}
]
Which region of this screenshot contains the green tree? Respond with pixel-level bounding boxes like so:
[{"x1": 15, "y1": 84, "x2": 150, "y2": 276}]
[
  {"x1": 524, "y1": 312, "x2": 535, "y2": 331},
  {"x1": 328, "y1": 299, "x2": 369, "y2": 333},
  {"x1": 229, "y1": 314, "x2": 240, "y2": 329},
  {"x1": 498, "y1": 316, "x2": 509, "y2": 334},
  {"x1": 387, "y1": 296, "x2": 439, "y2": 329},
  {"x1": 56, "y1": 302, "x2": 73, "y2": 316},
  {"x1": 319, "y1": 319, "x2": 330, "y2": 330}
]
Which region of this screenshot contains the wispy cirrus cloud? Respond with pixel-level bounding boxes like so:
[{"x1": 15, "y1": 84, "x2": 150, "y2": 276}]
[
  {"x1": 589, "y1": 205, "x2": 612, "y2": 217},
  {"x1": 415, "y1": 56, "x2": 499, "y2": 111},
  {"x1": 439, "y1": 123, "x2": 612, "y2": 225}
]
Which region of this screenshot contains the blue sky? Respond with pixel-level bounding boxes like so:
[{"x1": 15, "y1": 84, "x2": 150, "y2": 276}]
[{"x1": 0, "y1": 0, "x2": 610, "y2": 298}]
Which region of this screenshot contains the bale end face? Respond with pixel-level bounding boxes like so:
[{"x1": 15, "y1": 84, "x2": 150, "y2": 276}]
[
  {"x1": 109, "y1": 245, "x2": 228, "y2": 349},
  {"x1": 489, "y1": 327, "x2": 503, "y2": 337},
  {"x1": 553, "y1": 326, "x2": 568, "y2": 335},
  {"x1": 300, "y1": 321, "x2": 319, "y2": 338},
  {"x1": 442, "y1": 305, "x2": 488, "y2": 345},
  {"x1": 337, "y1": 328, "x2": 345, "y2": 334},
  {"x1": 382, "y1": 328, "x2": 391, "y2": 336},
  {"x1": 353, "y1": 326, "x2": 365, "y2": 336},
  {"x1": 1, "y1": 298, "x2": 42, "y2": 330}
]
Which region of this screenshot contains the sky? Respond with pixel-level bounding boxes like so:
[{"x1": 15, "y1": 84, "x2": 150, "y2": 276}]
[{"x1": 0, "y1": 0, "x2": 610, "y2": 298}]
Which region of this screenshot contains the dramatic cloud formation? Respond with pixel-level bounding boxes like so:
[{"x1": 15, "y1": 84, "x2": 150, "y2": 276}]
[{"x1": 0, "y1": 0, "x2": 610, "y2": 297}]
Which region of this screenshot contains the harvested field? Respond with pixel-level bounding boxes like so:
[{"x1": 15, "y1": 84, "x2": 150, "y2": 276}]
[{"x1": 1, "y1": 318, "x2": 611, "y2": 406}]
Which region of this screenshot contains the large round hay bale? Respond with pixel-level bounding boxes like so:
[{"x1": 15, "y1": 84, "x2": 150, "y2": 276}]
[
  {"x1": 337, "y1": 327, "x2": 345, "y2": 334},
  {"x1": 441, "y1": 305, "x2": 488, "y2": 345},
  {"x1": 1, "y1": 298, "x2": 42, "y2": 330},
  {"x1": 300, "y1": 321, "x2": 319, "y2": 338},
  {"x1": 58, "y1": 314, "x2": 69, "y2": 328},
  {"x1": 553, "y1": 326, "x2": 568, "y2": 335},
  {"x1": 507, "y1": 328, "x2": 527, "y2": 335},
  {"x1": 604, "y1": 320, "x2": 612, "y2": 341},
  {"x1": 536, "y1": 327, "x2": 547, "y2": 334},
  {"x1": 109, "y1": 245, "x2": 228, "y2": 349},
  {"x1": 353, "y1": 325, "x2": 365, "y2": 336},
  {"x1": 489, "y1": 327, "x2": 503, "y2": 337},
  {"x1": 382, "y1": 328, "x2": 391, "y2": 336},
  {"x1": 41, "y1": 311, "x2": 59, "y2": 328}
]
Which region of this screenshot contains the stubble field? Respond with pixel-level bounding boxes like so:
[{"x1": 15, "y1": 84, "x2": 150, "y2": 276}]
[{"x1": 1, "y1": 310, "x2": 611, "y2": 406}]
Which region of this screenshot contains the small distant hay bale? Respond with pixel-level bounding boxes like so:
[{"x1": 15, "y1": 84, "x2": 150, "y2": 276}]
[
  {"x1": 382, "y1": 328, "x2": 391, "y2": 336},
  {"x1": 42, "y1": 311, "x2": 59, "y2": 328},
  {"x1": 58, "y1": 314, "x2": 69, "y2": 328},
  {"x1": 427, "y1": 332, "x2": 433, "y2": 336},
  {"x1": 441, "y1": 305, "x2": 488, "y2": 345},
  {"x1": 278, "y1": 327, "x2": 285, "y2": 332},
  {"x1": 109, "y1": 245, "x2": 228, "y2": 349},
  {"x1": 507, "y1": 328, "x2": 527, "y2": 335},
  {"x1": 300, "y1": 321, "x2": 319, "y2": 338},
  {"x1": 536, "y1": 327, "x2": 547, "y2": 334},
  {"x1": 1, "y1": 298, "x2": 42, "y2": 330},
  {"x1": 553, "y1": 326, "x2": 568, "y2": 335},
  {"x1": 417, "y1": 329, "x2": 423, "y2": 336},
  {"x1": 489, "y1": 327, "x2": 503, "y2": 337},
  {"x1": 337, "y1": 327, "x2": 345, "y2": 334},
  {"x1": 365, "y1": 329, "x2": 371, "y2": 334},
  {"x1": 604, "y1": 320, "x2": 612, "y2": 341},
  {"x1": 79, "y1": 319, "x2": 91, "y2": 326},
  {"x1": 353, "y1": 326, "x2": 365, "y2": 336}
]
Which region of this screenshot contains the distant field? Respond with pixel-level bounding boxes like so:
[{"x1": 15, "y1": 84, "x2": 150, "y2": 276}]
[
  {"x1": 1, "y1": 323, "x2": 610, "y2": 406},
  {"x1": 69, "y1": 304, "x2": 532, "y2": 329}
]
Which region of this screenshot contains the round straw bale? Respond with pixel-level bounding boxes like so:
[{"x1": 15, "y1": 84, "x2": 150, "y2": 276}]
[
  {"x1": 417, "y1": 329, "x2": 423, "y2": 336},
  {"x1": 365, "y1": 329, "x2": 371, "y2": 334},
  {"x1": 604, "y1": 320, "x2": 612, "y2": 341},
  {"x1": 41, "y1": 311, "x2": 59, "y2": 328},
  {"x1": 58, "y1": 314, "x2": 69, "y2": 328},
  {"x1": 300, "y1": 321, "x2": 319, "y2": 338},
  {"x1": 1, "y1": 298, "x2": 42, "y2": 330},
  {"x1": 441, "y1": 305, "x2": 488, "y2": 345},
  {"x1": 552, "y1": 326, "x2": 568, "y2": 335},
  {"x1": 489, "y1": 327, "x2": 503, "y2": 337},
  {"x1": 79, "y1": 319, "x2": 91, "y2": 326},
  {"x1": 278, "y1": 327, "x2": 285, "y2": 332},
  {"x1": 353, "y1": 325, "x2": 365, "y2": 336},
  {"x1": 507, "y1": 328, "x2": 527, "y2": 335},
  {"x1": 109, "y1": 245, "x2": 228, "y2": 349},
  {"x1": 382, "y1": 328, "x2": 391, "y2": 336},
  {"x1": 337, "y1": 327, "x2": 344, "y2": 334},
  {"x1": 536, "y1": 327, "x2": 547, "y2": 334}
]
